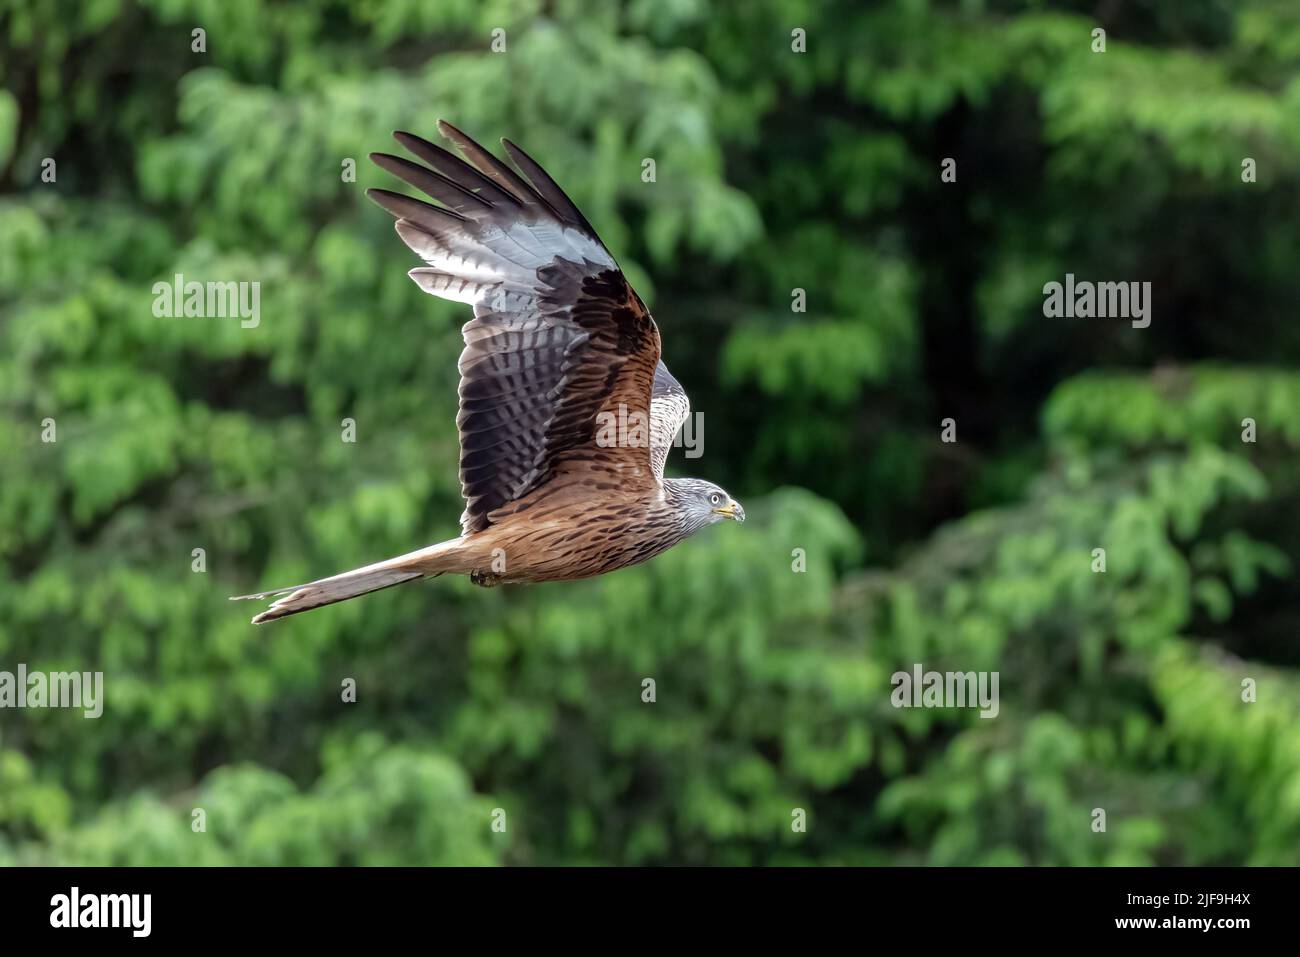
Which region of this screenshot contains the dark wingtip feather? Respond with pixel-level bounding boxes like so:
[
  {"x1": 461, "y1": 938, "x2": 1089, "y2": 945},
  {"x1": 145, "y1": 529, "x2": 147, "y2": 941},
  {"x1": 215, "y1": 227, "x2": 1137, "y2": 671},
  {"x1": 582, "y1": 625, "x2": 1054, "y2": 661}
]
[
  {"x1": 500, "y1": 137, "x2": 600, "y2": 236},
  {"x1": 366, "y1": 187, "x2": 467, "y2": 225},
  {"x1": 389, "y1": 130, "x2": 521, "y2": 208},
  {"x1": 370, "y1": 152, "x2": 494, "y2": 214},
  {"x1": 394, "y1": 129, "x2": 440, "y2": 155},
  {"x1": 434, "y1": 120, "x2": 560, "y2": 216}
]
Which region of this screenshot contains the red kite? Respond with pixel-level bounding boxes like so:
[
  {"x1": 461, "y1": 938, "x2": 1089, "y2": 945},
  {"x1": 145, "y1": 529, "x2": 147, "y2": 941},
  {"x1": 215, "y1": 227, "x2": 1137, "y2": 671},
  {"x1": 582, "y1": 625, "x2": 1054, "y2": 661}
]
[{"x1": 233, "y1": 122, "x2": 743, "y2": 623}]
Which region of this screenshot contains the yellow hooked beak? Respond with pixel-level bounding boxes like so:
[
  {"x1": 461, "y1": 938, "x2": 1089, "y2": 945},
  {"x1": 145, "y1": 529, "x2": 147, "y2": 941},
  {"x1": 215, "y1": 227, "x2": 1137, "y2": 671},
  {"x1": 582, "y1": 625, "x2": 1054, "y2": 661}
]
[{"x1": 713, "y1": 498, "x2": 746, "y2": 523}]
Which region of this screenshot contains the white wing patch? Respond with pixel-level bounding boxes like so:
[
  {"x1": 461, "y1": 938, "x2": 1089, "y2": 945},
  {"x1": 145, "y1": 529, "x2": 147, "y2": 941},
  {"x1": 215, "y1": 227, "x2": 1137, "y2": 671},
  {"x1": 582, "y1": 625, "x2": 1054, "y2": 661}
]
[{"x1": 650, "y1": 361, "x2": 690, "y2": 482}]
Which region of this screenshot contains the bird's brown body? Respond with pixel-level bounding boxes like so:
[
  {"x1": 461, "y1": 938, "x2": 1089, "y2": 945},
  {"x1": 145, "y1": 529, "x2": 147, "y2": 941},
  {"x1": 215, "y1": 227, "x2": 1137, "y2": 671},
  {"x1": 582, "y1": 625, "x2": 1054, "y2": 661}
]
[
  {"x1": 233, "y1": 122, "x2": 743, "y2": 623},
  {"x1": 465, "y1": 483, "x2": 683, "y2": 584}
]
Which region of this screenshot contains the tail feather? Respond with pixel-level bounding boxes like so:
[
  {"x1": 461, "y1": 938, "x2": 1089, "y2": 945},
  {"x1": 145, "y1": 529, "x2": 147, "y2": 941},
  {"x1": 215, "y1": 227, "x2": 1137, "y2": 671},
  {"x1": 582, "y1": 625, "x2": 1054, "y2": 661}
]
[{"x1": 232, "y1": 539, "x2": 465, "y2": 624}]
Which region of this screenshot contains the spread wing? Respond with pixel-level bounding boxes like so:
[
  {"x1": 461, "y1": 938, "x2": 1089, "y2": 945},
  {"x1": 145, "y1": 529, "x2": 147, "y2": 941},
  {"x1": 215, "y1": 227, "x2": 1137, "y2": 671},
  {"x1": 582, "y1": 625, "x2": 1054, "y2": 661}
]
[
  {"x1": 368, "y1": 122, "x2": 674, "y2": 533},
  {"x1": 650, "y1": 360, "x2": 690, "y2": 480}
]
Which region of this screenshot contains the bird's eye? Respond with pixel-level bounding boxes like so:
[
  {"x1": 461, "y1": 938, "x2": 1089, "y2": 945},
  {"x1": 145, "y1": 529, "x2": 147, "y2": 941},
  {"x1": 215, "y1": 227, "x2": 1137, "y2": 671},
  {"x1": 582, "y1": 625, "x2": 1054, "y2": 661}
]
[{"x1": 710, "y1": 493, "x2": 721, "y2": 506}]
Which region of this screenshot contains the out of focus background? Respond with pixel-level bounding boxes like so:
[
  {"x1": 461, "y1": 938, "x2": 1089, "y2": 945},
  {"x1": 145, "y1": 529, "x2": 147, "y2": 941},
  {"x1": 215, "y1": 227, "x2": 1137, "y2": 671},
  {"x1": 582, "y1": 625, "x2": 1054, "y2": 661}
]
[{"x1": 2, "y1": 0, "x2": 1299, "y2": 866}]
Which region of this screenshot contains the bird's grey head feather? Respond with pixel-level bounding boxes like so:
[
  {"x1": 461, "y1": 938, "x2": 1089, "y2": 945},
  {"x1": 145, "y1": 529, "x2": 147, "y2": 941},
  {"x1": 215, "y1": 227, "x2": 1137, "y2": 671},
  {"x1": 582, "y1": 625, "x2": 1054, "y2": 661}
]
[{"x1": 664, "y1": 477, "x2": 745, "y2": 533}]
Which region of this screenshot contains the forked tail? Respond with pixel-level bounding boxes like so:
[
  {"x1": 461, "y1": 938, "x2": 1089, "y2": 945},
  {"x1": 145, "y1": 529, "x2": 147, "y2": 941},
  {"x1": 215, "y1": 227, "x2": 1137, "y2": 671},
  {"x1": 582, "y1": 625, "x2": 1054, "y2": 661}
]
[{"x1": 231, "y1": 538, "x2": 467, "y2": 624}]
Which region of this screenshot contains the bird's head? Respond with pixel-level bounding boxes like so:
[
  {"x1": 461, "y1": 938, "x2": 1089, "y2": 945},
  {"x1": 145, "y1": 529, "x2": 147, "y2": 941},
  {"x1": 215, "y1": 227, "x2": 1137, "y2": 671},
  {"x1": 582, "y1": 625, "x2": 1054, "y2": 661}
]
[{"x1": 668, "y1": 478, "x2": 745, "y2": 527}]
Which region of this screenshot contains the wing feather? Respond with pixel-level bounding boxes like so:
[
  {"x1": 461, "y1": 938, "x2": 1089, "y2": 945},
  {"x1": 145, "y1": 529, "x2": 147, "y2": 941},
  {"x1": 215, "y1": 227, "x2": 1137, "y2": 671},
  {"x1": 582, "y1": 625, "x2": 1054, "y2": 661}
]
[
  {"x1": 650, "y1": 360, "x2": 691, "y2": 480},
  {"x1": 368, "y1": 125, "x2": 672, "y2": 533},
  {"x1": 500, "y1": 137, "x2": 600, "y2": 236}
]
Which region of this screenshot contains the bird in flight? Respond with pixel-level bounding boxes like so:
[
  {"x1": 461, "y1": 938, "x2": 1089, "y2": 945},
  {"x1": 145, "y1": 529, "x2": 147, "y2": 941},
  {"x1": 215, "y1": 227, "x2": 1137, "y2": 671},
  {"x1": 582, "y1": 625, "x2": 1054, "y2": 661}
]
[{"x1": 233, "y1": 121, "x2": 744, "y2": 623}]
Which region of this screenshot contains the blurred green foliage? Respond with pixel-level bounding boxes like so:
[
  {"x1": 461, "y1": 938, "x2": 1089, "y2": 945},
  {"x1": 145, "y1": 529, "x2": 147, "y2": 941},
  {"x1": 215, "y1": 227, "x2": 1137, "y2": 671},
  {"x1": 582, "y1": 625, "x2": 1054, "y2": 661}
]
[{"x1": 2, "y1": 0, "x2": 1298, "y2": 865}]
